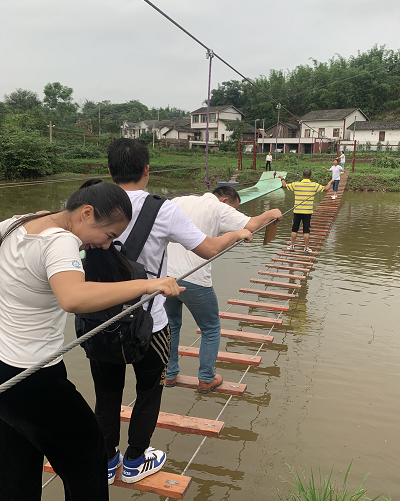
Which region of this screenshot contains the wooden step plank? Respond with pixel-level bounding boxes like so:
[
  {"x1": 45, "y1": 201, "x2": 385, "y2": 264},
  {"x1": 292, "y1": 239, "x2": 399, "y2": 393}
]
[
  {"x1": 178, "y1": 345, "x2": 262, "y2": 366},
  {"x1": 238, "y1": 288, "x2": 296, "y2": 300},
  {"x1": 266, "y1": 264, "x2": 312, "y2": 272},
  {"x1": 277, "y1": 253, "x2": 316, "y2": 260},
  {"x1": 272, "y1": 258, "x2": 313, "y2": 266},
  {"x1": 43, "y1": 463, "x2": 191, "y2": 499},
  {"x1": 259, "y1": 270, "x2": 306, "y2": 280},
  {"x1": 197, "y1": 327, "x2": 274, "y2": 344},
  {"x1": 249, "y1": 278, "x2": 302, "y2": 289},
  {"x1": 171, "y1": 374, "x2": 247, "y2": 396},
  {"x1": 220, "y1": 310, "x2": 283, "y2": 325},
  {"x1": 227, "y1": 298, "x2": 290, "y2": 311},
  {"x1": 286, "y1": 243, "x2": 322, "y2": 249},
  {"x1": 280, "y1": 249, "x2": 318, "y2": 256},
  {"x1": 120, "y1": 406, "x2": 224, "y2": 437}
]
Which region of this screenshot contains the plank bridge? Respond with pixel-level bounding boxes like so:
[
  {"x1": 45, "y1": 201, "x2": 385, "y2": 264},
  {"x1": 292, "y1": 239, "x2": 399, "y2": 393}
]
[{"x1": 44, "y1": 177, "x2": 347, "y2": 498}]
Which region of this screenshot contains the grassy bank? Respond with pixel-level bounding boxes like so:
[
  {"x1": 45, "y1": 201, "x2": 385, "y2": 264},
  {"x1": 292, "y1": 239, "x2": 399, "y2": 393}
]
[{"x1": 13, "y1": 150, "x2": 400, "y2": 192}]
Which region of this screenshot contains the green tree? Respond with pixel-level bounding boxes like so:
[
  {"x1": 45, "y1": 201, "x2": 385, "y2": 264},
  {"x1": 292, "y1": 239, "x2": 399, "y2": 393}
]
[
  {"x1": 4, "y1": 88, "x2": 42, "y2": 114},
  {"x1": 224, "y1": 119, "x2": 250, "y2": 141},
  {"x1": 43, "y1": 82, "x2": 78, "y2": 125}
]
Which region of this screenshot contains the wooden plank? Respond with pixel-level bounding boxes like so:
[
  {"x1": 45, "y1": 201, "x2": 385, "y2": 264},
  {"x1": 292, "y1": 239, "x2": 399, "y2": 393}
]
[
  {"x1": 197, "y1": 327, "x2": 274, "y2": 344},
  {"x1": 227, "y1": 298, "x2": 290, "y2": 311},
  {"x1": 280, "y1": 249, "x2": 318, "y2": 256},
  {"x1": 249, "y1": 278, "x2": 302, "y2": 289},
  {"x1": 272, "y1": 258, "x2": 313, "y2": 266},
  {"x1": 43, "y1": 463, "x2": 191, "y2": 499},
  {"x1": 238, "y1": 288, "x2": 296, "y2": 300},
  {"x1": 265, "y1": 264, "x2": 312, "y2": 272},
  {"x1": 220, "y1": 310, "x2": 284, "y2": 325},
  {"x1": 120, "y1": 407, "x2": 224, "y2": 437},
  {"x1": 171, "y1": 375, "x2": 247, "y2": 396},
  {"x1": 178, "y1": 345, "x2": 262, "y2": 366},
  {"x1": 263, "y1": 221, "x2": 279, "y2": 244},
  {"x1": 259, "y1": 270, "x2": 306, "y2": 280},
  {"x1": 277, "y1": 253, "x2": 316, "y2": 260}
]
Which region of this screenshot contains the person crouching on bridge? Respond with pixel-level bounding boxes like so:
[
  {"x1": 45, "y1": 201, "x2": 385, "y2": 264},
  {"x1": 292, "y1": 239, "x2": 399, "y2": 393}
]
[
  {"x1": 164, "y1": 186, "x2": 282, "y2": 394},
  {"x1": 0, "y1": 181, "x2": 182, "y2": 501},
  {"x1": 278, "y1": 170, "x2": 332, "y2": 253}
]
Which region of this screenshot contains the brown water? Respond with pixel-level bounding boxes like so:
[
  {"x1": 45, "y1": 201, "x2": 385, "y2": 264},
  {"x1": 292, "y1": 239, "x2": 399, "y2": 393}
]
[{"x1": 1, "y1": 179, "x2": 399, "y2": 500}]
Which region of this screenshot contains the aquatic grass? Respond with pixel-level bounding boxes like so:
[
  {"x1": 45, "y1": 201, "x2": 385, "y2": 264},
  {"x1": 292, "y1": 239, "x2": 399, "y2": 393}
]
[{"x1": 276, "y1": 461, "x2": 390, "y2": 501}]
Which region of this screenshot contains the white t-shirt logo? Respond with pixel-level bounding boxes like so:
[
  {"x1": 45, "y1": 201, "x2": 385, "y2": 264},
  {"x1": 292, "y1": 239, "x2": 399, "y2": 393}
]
[{"x1": 71, "y1": 260, "x2": 81, "y2": 268}]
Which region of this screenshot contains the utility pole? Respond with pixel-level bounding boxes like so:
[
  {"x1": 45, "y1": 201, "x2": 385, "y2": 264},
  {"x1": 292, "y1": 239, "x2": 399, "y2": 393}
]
[
  {"x1": 98, "y1": 103, "x2": 101, "y2": 138},
  {"x1": 274, "y1": 103, "x2": 281, "y2": 175},
  {"x1": 262, "y1": 119, "x2": 265, "y2": 153},
  {"x1": 49, "y1": 121, "x2": 53, "y2": 143}
]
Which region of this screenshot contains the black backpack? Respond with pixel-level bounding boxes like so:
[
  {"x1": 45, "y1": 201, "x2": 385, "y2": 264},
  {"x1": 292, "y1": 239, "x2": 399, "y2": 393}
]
[{"x1": 75, "y1": 194, "x2": 166, "y2": 365}]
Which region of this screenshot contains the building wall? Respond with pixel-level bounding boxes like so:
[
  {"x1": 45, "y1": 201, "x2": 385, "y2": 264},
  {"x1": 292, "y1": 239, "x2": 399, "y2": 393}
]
[
  {"x1": 354, "y1": 129, "x2": 400, "y2": 143},
  {"x1": 302, "y1": 111, "x2": 367, "y2": 140}
]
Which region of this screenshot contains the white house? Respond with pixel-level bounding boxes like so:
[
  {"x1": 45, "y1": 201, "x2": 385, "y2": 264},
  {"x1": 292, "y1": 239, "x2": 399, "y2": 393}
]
[
  {"x1": 189, "y1": 105, "x2": 244, "y2": 147},
  {"x1": 347, "y1": 121, "x2": 400, "y2": 144},
  {"x1": 300, "y1": 108, "x2": 369, "y2": 140},
  {"x1": 122, "y1": 120, "x2": 158, "y2": 139}
]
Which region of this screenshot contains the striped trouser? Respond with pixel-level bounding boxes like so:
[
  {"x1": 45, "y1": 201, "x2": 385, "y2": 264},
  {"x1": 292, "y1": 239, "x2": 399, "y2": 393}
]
[{"x1": 90, "y1": 324, "x2": 171, "y2": 460}]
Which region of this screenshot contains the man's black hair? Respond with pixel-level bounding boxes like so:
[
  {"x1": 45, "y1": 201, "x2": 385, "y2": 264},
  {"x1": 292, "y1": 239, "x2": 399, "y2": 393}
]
[
  {"x1": 302, "y1": 169, "x2": 312, "y2": 179},
  {"x1": 108, "y1": 138, "x2": 150, "y2": 185},
  {"x1": 212, "y1": 186, "x2": 241, "y2": 204}
]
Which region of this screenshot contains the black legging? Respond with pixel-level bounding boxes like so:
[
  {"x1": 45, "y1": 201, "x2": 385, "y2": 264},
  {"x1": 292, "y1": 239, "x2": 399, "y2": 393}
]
[
  {"x1": 0, "y1": 360, "x2": 108, "y2": 501},
  {"x1": 266, "y1": 161, "x2": 271, "y2": 171},
  {"x1": 89, "y1": 325, "x2": 171, "y2": 461}
]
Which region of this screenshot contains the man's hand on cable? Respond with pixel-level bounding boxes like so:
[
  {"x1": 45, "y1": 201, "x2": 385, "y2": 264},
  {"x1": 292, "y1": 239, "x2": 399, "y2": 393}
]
[
  {"x1": 236, "y1": 228, "x2": 253, "y2": 242},
  {"x1": 270, "y1": 208, "x2": 283, "y2": 222}
]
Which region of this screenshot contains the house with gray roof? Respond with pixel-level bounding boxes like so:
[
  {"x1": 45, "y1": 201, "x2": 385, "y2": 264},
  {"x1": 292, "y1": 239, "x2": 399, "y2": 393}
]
[
  {"x1": 190, "y1": 105, "x2": 244, "y2": 146},
  {"x1": 347, "y1": 120, "x2": 400, "y2": 144},
  {"x1": 300, "y1": 108, "x2": 369, "y2": 140}
]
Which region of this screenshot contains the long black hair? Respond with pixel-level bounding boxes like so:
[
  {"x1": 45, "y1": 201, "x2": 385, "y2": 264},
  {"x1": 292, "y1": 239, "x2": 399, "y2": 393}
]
[
  {"x1": 83, "y1": 245, "x2": 134, "y2": 283},
  {"x1": 0, "y1": 179, "x2": 132, "y2": 246}
]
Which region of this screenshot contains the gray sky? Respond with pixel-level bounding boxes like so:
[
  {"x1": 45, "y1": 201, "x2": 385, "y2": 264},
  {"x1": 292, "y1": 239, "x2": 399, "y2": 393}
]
[{"x1": 1, "y1": 0, "x2": 399, "y2": 113}]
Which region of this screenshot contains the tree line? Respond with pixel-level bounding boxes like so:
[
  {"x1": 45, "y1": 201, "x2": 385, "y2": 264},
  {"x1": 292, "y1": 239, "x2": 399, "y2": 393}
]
[{"x1": 210, "y1": 45, "x2": 400, "y2": 127}]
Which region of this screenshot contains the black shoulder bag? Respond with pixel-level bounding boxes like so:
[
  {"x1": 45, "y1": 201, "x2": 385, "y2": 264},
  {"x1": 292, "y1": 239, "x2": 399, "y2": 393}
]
[{"x1": 75, "y1": 194, "x2": 166, "y2": 364}]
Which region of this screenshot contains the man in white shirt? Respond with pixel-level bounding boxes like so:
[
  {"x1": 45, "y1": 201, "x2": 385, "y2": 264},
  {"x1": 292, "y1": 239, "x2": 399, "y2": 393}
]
[
  {"x1": 322, "y1": 159, "x2": 346, "y2": 199},
  {"x1": 91, "y1": 138, "x2": 252, "y2": 484},
  {"x1": 165, "y1": 187, "x2": 282, "y2": 393},
  {"x1": 266, "y1": 153, "x2": 273, "y2": 171}
]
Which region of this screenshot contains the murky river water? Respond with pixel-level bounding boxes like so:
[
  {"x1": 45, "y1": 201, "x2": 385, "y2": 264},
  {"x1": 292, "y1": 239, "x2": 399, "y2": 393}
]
[{"x1": 1, "y1": 178, "x2": 399, "y2": 500}]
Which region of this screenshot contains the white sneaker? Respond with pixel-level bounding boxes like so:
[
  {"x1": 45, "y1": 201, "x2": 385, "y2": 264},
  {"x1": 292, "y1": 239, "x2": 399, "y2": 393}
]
[
  {"x1": 331, "y1": 195, "x2": 337, "y2": 199},
  {"x1": 121, "y1": 447, "x2": 166, "y2": 483}
]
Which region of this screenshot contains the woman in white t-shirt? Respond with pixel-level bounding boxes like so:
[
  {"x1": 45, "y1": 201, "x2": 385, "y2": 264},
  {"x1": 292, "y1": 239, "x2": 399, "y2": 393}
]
[
  {"x1": 340, "y1": 151, "x2": 345, "y2": 169},
  {"x1": 0, "y1": 180, "x2": 181, "y2": 501}
]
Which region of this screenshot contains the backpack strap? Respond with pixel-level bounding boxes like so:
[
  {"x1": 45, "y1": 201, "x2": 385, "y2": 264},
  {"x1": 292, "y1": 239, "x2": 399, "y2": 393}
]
[{"x1": 124, "y1": 194, "x2": 166, "y2": 262}]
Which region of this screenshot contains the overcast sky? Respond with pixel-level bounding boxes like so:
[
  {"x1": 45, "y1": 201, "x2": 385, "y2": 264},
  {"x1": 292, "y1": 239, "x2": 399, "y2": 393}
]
[{"x1": 1, "y1": 0, "x2": 399, "y2": 113}]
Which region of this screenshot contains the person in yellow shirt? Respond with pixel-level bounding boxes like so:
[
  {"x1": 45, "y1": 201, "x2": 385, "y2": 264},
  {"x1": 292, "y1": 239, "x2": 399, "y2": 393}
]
[{"x1": 278, "y1": 169, "x2": 332, "y2": 253}]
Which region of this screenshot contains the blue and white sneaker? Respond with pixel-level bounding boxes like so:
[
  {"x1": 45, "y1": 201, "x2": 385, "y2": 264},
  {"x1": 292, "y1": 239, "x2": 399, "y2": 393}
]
[
  {"x1": 121, "y1": 446, "x2": 166, "y2": 483},
  {"x1": 108, "y1": 450, "x2": 123, "y2": 485}
]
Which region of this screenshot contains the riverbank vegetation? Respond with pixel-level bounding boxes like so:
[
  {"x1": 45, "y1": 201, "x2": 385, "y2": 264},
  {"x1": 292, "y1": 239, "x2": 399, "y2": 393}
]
[{"x1": 277, "y1": 461, "x2": 391, "y2": 501}]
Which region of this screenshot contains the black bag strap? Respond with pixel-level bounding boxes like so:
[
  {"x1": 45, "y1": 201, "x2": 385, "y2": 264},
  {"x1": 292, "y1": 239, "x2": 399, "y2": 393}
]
[
  {"x1": 124, "y1": 194, "x2": 166, "y2": 262},
  {"x1": 147, "y1": 250, "x2": 165, "y2": 314}
]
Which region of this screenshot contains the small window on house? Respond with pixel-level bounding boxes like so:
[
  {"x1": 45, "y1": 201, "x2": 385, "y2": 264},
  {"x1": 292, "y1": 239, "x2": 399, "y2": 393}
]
[
  {"x1": 379, "y1": 131, "x2": 385, "y2": 141},
  {"x1": 305, "y1": 129, "x2": 310, "y2": 137},
  {"x1": 141, "y1": 129, "x2": 146, "y2": 134},
  {"x1": 333, "y1": 128, "x2": 340, "y2": 138},
  {"x1": 214, "y1": 132, "x2": 218, "y2": 139},
  {"x1": 210, "y1": 113, "x2": 217, "y2": 122},
  {"x1": 318, "y1": 128, "x2": 325, "y2": 137},
  {"x1": 221, "y1": 134, "x2": 225, "y2": 141},
  {"x1": 192, "y1": 115, "x2": 199, "y2": 123},
  {"x1": 201, "y1": 114, "x2": 208, "y2": 123}
]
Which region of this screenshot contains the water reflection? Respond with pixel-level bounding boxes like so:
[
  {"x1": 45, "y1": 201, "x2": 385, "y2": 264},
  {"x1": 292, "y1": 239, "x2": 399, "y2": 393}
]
[{"x1": 1, "y1": 182, "x2": 399, "y2": 500}]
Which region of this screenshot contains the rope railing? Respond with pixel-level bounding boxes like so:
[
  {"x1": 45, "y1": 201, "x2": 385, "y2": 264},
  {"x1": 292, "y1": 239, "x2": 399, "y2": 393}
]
[{"x1": 0, "y1": 189, "x2": 323, "y2": 397}]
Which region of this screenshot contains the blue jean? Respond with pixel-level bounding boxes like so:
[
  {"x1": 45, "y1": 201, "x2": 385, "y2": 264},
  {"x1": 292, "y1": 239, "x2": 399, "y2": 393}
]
[
  {"x1": 332, "y1": 179, "x2": 340, "y2": 192},
  {"x1": 164, "y1": 280, "x2": 221, "y2": 383}
]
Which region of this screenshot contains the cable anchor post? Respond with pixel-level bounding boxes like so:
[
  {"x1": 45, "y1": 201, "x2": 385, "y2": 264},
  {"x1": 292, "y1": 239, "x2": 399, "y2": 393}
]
[{"x1": 205, "y1": 49, "x2": 214, "y2": 189}]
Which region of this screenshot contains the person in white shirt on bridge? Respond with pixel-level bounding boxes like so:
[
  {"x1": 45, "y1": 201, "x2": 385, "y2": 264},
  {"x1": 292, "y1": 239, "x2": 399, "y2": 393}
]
[
  {"x1": 322, "y1": 159, "x2": 346, "y2": 199},
  {"x1": 165, "y1": 186, "x2": 282, "y2": 394}
]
